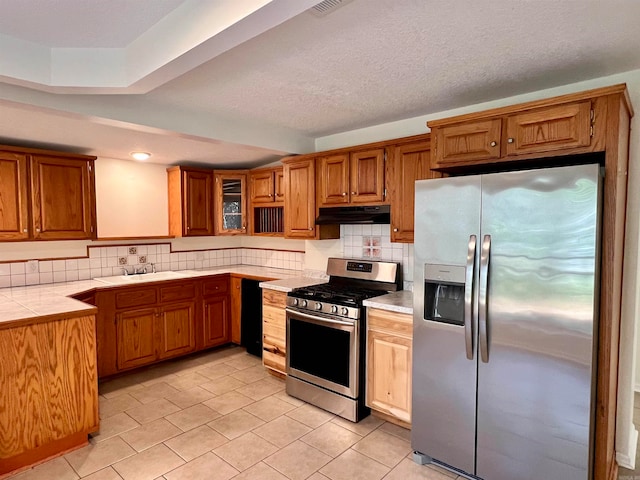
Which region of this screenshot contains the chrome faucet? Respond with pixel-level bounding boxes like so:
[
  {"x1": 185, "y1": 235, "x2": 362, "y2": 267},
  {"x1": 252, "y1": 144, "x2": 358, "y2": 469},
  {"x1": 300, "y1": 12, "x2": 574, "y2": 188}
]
[
  {"x1": 121, "y1": 266, "x2": 131, "y2": 275},
  {"x1": 134, "y1": 263, "x2": 156, "y2": 274}
]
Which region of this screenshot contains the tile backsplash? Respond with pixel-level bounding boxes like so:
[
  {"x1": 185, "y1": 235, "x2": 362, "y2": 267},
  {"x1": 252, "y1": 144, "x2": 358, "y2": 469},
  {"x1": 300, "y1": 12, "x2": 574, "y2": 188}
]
[
  {"x1": 341, "y1": 224, "x2": 414, "y2": 290},
  {"x1": 0, "y1": 244, "x2": 303, "y2": 288}
]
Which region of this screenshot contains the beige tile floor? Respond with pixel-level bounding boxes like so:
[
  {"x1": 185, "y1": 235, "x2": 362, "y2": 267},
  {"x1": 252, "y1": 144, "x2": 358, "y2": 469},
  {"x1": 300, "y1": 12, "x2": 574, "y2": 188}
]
[{"x1": 9, "y1": 346, "x2": 463, "y2": 480}]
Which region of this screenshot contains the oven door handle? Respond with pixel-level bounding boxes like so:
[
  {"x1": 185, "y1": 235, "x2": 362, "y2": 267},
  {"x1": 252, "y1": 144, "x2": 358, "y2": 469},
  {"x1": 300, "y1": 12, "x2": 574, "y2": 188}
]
[{"x1": 286, "y1": 308, "x2": 355, "y2": 327}]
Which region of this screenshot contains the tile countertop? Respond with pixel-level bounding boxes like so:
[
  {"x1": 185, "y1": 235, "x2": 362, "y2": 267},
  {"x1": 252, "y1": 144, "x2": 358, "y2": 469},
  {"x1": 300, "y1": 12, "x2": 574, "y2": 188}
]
[
  {"x1": 363, "y1": 290, "x2": 413, "y2": 315},
  {"x1": 0, "y1": 265, "x2": 310, "y2": 328},
  {"x1": 258, "y1": 276, "x2": 327, "y2": 292}
]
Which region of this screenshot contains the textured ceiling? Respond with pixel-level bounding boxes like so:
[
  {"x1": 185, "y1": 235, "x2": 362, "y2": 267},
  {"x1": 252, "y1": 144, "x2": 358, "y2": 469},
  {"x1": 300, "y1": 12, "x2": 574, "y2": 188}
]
[{"x1": 0, "y1": 0, "x2": 639, "y2": 166}]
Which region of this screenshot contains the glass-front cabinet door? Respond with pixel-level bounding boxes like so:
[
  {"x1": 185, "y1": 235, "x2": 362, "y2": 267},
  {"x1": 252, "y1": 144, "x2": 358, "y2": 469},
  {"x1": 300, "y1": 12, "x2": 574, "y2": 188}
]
[{"x1": 214, "y1": 171, "x2": 247, "y2": 235}]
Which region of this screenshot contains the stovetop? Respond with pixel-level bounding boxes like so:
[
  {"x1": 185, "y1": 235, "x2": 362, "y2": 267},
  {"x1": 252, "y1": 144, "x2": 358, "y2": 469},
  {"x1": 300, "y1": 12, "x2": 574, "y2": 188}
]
[{"x1": 289, "y1": 283, "x2": 385, "y2": 307}]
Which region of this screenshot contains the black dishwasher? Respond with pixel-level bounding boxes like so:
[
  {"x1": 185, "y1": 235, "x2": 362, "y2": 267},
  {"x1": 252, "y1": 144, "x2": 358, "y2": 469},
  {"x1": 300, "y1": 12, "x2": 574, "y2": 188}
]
[{"x1": 240, "y1": 278, "x2": 263, "y2": 357}]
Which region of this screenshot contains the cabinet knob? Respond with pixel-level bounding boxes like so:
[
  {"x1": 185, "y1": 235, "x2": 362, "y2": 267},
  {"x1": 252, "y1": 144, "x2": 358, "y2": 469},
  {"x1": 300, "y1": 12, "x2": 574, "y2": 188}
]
[
  {"x1": 351, "y1": 192, "x2": 356, "y2": 195},
  {"x1": 309, "y1": 227, "x2": 313, "y2": 231},
  {"x1": 23, "y1": 229, "x2": 27, "y2": 233},
  {"x1": 36, "y1": 228, "x2": 41, "y2": 232},
  {"x1": 490, "y1": 141, "x2": 497, "y2": 147},
  {"x1": 268, "y1": 194, "x2": 273, "y2": 197},
  {"x1": 393, "y1": 228, "x2": 398, "y2": 232},
  {"x1": 342, "y1": 192, "x2": 347, "y2": 196},
  {"x1": 507, "y1": 138, "x2": 514, "y2": 144}
]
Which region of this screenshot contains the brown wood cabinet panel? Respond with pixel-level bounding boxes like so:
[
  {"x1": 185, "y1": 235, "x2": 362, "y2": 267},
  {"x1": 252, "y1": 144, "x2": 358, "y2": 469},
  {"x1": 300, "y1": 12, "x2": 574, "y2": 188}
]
[
  {"x1": 0, "y1": 314, "x2": 98, "y2": 475},
  {"x1": 318, "y1": 153, "x2": 350, "y2": 205},
  {"x1": 434, "y1": 119, "x2": 502, "y2": 166},
  {"x1": 158, "y1": 302, "x2": 195, "y2": 359},
  {"x1": 250, "y1": 170, "x2": 275, "y2": 203},
  {"x1": 284, "y1": 157, "x2": 317, "y2": 238},
  {"x1": 366, "y1": 308, "x2": 412, "y2": 424},
  {"x1": 160, "y1": 282, "x2": 196, "y2": 303},
  {"x1": 30, "y1": 155, "x2": 94, "y2": 240},
  {"x1": 350, "y1": 148, "x2": 385, "y2": 204},
  {"x1": 202, "y1": 295, "x2": 230, "y2": 349},
  {"x1": 230, "y1": 276, "x2": 241, "y2": 344},
  {"x1": 505, "y1": 101, "x2": 592, "y2": 156},
  {"x1": 262, "y1": 289, "x2": 287, "y2": 375},
  {"x1": 167, "y1": 167, "x2": 214, "y2": 237},
  {"x1": 274, "y1": 169, "x2": 285, "y2": 201},
  {"x1": 214, "y1": 171, "x2": 247, "y2": 235},
  {"x1": 262, "y1": 289, "x2": 287, "y2": 308},
  {"x1": 116, "y1": 308, "x2": 157, "y2": 370},
  {"x1": 0, "y1": 152, "x2": 29, "y2": 240},
  {"x1": 388, "y1": 140, "x2": 431, "y2": 243},
  {"x1": 203, "y1": 276, "x2": 229, "y2": 296},
  {"x1": 115, "y1": 287, "x2": 157, "y2": 309}
]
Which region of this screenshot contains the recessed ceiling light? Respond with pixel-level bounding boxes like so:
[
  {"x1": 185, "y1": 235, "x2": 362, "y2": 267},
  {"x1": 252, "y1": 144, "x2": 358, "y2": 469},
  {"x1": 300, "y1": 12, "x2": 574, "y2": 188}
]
[{"x1": 130, "y1": 151, "x2": 151, "y2": 161}]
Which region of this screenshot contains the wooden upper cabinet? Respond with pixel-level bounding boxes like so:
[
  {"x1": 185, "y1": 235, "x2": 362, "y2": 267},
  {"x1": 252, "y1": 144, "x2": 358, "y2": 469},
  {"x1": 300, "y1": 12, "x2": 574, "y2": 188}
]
[
  {"x1": 30, "y1": 155, "x2": 95, "y2": 240},
  {"x1": 317, "y1": 149, "x2": 385, "y2": 206},
  {"x1": 350, "y1": 148, "x2": 385, "y2": 204},
  {"x1": 387, "y1": 139, "x2": 434, "y2": 243},
  {"x1": 214, "y1": 171, "x2": 247, "y2": 235},
  {"x1": 283, "y1": 157, "x2": 317, "y2": 238},
  {"x1": 0, "y1": 152, "x2": 29, "y2": 240},
  {"x1": 249, "y1": 167, "x2": 284, "y2": 204},
  {"x1": 433, "y1": 119, "x2": 502, "y2": 166},
  {"x1": 504, "y1": 101, "x2": 592, "y2": 156},
  {"x1": 430, "y1": 98, "x2": 598, "y2": 169},
  {"x1": 317, "y1": 153, "x2": 350, "y2": 205},
  {"x1": 167, "y1": 166, "x2": 214, "y2": 237}
]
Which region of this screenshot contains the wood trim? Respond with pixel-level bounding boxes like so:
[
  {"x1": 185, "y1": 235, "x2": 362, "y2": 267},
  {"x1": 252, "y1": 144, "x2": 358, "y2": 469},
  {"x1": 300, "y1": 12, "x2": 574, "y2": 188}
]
[
  {"x1": 94, "y1": 236, "x2": 175, "y2": 241},
  {"x1": 0, "y1": 430, "x2": 90, "y2": 477},
  {"x1": 371, "y1": 410, "x2": 411, "y2": 430},
  {"x1": 0, "y1": 143, "x2": 96, "y2": 160},
  {"x1": 0, "y1": 307, "x2": 98, "y2": 331},
  {"x1": 427, "y1": 84, "x2": 629, "y2": 128}
]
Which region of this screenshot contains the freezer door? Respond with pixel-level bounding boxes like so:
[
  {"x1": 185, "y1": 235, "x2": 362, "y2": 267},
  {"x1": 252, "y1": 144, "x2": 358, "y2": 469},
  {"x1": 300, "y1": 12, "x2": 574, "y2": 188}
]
[
  {"x1": 476, "y1": 164, "x2": 600, "y2": 480},
  {"x1": 412, "y1": 175, "x2": 481, "y2": 475}
]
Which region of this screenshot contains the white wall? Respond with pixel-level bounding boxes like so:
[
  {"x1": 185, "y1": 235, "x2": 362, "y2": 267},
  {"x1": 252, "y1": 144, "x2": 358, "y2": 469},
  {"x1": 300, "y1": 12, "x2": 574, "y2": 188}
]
[{"x1": 95, "y1": 157, "x2": 169, "y2": 238}]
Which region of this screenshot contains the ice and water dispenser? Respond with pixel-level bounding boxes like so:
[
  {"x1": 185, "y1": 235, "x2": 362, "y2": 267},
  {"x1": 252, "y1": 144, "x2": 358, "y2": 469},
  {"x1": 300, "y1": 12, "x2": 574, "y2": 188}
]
[{"x1": 423, "y1": 264, "x2": 466, "y2": 326}]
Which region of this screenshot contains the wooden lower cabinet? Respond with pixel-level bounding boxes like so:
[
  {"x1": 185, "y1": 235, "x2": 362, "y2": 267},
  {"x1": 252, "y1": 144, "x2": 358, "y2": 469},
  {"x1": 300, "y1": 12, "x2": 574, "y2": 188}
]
[
  {"x1": 230, "y1": 276, "x2": 242, "y2": 343},
  {"x1": 366, "y1": 308, "x2": 412, "y2": 425},
  {"x1": 262, "y1": 289, "x2": 287, "y2": 375},
  {"x1": 116, "y1": 308, "x2": 157, "y2": 370},
  {"x1": 158, "y1": 302, "x2": 196, "y2": 359},
  {"x1": 0, "y1": 313, "x2": 98, "y2": 476},
  {"x1": 202, "y1": 295, "x2": 230, "y2": 348}
]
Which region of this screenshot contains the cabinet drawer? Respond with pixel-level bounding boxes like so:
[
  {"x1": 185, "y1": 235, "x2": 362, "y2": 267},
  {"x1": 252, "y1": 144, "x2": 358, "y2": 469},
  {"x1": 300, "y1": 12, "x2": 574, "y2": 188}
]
[
  {"x1": 368, "y1": 309, "x2": 413, "y2": 337},
  {"x1": 115, "y1": 287, "x2": 158, "y2": 309},
  {"x1": 203, "y1": 276, "x2": 229, "y2": 296},
  {"x1": 263, "y1": 350, "x2": 286, "y2": 373},
  {"x1": 262, "y1": 289, "x2": 287, "y2": 307},
  {"x1": 160, "y1": 281, "x2": 196, "y2": 303}
]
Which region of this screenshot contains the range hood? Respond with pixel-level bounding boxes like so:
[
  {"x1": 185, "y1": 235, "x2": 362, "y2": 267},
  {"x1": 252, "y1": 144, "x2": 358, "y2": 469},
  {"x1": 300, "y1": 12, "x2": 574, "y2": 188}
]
[{"x1": 315, "y1": 205, "x2": 390, "y2": 225}]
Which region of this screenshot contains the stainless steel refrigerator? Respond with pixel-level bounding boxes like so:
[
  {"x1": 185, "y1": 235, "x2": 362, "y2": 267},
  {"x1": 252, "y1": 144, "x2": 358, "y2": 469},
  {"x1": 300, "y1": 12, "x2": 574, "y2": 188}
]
[{"x1": 412, "y1": 164, "x2": 601, "y2": 480}]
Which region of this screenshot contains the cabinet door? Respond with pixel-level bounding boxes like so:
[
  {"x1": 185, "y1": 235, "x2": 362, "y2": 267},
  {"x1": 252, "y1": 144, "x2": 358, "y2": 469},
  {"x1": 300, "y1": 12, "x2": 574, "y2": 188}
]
[
  {"x1": 505, "y1": 101, "x2": 592, "y2": 156},
  {"x1": 158, "y1": 302, "x2": 196, "y2": 359},
  {"x1": 184, "y1": 170, "x2": 214, "y2": 236},
  {"x1": 433, "y1": 119, "x2": 502, "y2": 166},
  {"x1": 274, "y1": 168, "x2": 285, "y2": 202},
  {"x1": 318, "y1": 153, "x2": 349, "y2": 206},
  {"x1": 30, "y1": 155, "x2": 94, "y2": 240},
  {"x1": 0, "y1": 152, "x2": 29, "y2": 240},
  {"x1": 214, "y1": 173, "x2": 247, "y2": 235},
  {"x1": 230, "y1": 276, "x2": 242, "y2": 344},
  {"x1": 284, "y1": 158, "x2": 317, "y2": 239},
  {"x1": 202, "y1": 295, "x2": 230, "y2": 348},
  {"x1": 388, "y1": 141, "x2": 431, "y2": 243},
  {"x1": 350, "y1": 148, "x2": 385, "y2": 204},
  {"x1": 250, "y1": 171, "x2": 275, "y2": 203},
  {"x1": 116, "y1": 308, "x2": 158, "y2": 370}
]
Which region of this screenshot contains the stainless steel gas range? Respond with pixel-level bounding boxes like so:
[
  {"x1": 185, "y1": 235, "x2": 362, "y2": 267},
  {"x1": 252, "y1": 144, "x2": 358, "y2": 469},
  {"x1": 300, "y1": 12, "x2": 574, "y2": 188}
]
[{"x1": 285, "y1": 257, "x2": 401, "y2": 422}]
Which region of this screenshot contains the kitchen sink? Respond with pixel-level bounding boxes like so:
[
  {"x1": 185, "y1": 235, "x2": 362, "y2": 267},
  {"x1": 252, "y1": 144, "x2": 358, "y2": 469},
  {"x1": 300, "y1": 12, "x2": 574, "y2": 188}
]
[{"x1": 93, "y1": 271, "x2": 189, "y2": 285}]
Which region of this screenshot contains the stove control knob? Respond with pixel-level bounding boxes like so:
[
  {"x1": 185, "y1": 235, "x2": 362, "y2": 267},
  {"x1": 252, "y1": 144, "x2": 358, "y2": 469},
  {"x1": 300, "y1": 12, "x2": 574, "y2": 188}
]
[
  {"x1": 331, "y1": 305, "x2": 338, "y2": 314},
  {"x1": 341, "y1": 307, "x2": 349, "y2": 315},
  {"x1": 315, "y1": 302, "x2": 323, "y2": 310},
  {"x1": 301, "y1": 300, "x2": 308, "y2": 308},
  {"x1": 292, "y1": 298, "x2": 299, "y2": 306}
]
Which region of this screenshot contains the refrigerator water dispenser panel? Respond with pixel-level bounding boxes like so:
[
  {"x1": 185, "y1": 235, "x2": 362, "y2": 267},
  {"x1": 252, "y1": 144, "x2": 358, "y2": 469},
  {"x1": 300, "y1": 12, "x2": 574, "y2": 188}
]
[{"x1": 424, "y1": 264, "x2": 466, "y2": 326}]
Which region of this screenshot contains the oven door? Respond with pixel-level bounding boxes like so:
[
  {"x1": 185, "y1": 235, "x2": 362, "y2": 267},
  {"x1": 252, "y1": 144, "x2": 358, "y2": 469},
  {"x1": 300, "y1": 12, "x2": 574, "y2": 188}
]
[{"x1": 286, "y1": 308, "x2": 359, "y2": 399}]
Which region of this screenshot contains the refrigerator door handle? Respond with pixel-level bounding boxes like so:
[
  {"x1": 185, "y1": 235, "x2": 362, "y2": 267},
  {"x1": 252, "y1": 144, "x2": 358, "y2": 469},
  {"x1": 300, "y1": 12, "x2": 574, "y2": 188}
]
[
  {"x1": 479, "y1": 234, "x2": 491, "y2": 363},
  {"x1": 464, "y1": 235, "x2": 477, "y2": 360}
]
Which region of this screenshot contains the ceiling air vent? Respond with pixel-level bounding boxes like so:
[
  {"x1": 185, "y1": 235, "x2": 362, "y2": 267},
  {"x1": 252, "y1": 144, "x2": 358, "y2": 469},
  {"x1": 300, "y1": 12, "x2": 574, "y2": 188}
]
[{"x1": 309, "y1": 0, "x2": 354, "y2": 17}]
